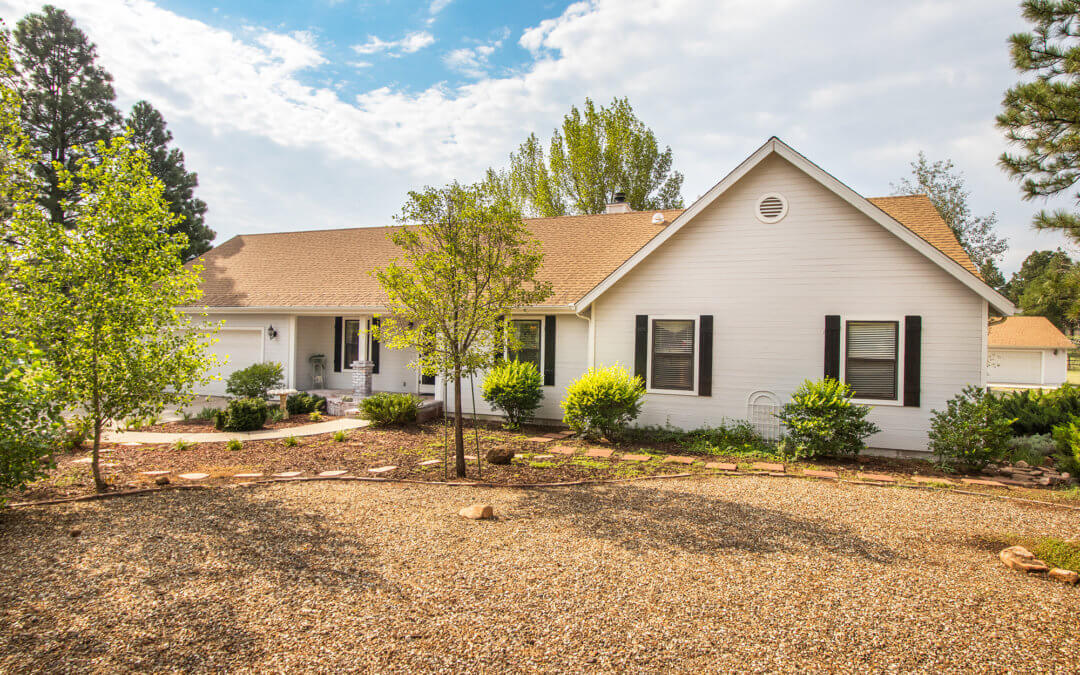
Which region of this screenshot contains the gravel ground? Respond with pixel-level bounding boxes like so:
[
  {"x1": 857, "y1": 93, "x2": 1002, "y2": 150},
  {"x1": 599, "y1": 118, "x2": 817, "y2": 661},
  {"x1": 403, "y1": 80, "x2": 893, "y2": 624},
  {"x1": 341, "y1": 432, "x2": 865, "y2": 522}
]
[{"x1": 1, "y1": 476, "x2": 1078, "y2": 672}]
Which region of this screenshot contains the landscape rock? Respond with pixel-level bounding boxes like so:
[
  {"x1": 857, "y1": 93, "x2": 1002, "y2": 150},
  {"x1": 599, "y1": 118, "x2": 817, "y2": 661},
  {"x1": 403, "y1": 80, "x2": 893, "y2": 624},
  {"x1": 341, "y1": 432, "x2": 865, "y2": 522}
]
[
  {"x1": 999, "y1": 546, "x2": 1050, "y2": 573},
  {"x1": 1014, "y1": 460, "x2": 1029, "y2": 468},
  {"x1": 68, "y1": 528, "x2": 81, "y2": 538},
  {"x1": 1049, "y1": 568, "x2": 1079, "y2": 584},
  {"x1": 154, "y1": 476, "x2": 169, "y2": 486},
  {"x1": 459, "y1": 504, "x2": 494, "y2": 520},
  {"x1": 486, "y1": 447, "x2": 514, "y2": 465}
]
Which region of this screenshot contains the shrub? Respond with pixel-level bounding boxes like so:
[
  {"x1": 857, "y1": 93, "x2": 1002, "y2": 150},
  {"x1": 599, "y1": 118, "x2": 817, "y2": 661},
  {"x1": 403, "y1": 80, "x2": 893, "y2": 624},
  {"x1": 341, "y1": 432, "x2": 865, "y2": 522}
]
[
  {"x1": 776, "y1": 378, "x2": 880, "y2": 460},
  {"x1": 225, "y1": 438, "x2": 242, "y2": 451},
  {"x1": 283, "y1": 435, "x2": 299, "y2": 447},
  {"x1": 1, "y1": 345, "x2": 61, "y2": 502},
  {"x1": 1051, "y1": 418, "x2": 1080, "y2": 476},
  {"x1": 561, "y1": 365, "x2": 645, "y2": 442},
  {"x1": 995, "y1": 385, "x2": 1080, "y2": 436},
  {"x1": 196, "y1": 406, "x2": 218, "y2": 420},
  {"x1": 225, "y1": 362, "x2": 283, "y2": 399},
  {"x1": 286, "y1": 392, "x2": 326, "y2": 415},
  {"x1": 482, "y1": 359, "x2": 545, "y2": 429},
  {"x1": 1005, "y1": 433, "x2": 1057, "y2": 466},
  {"x1": 309, "y1": 410, "x2": 323, "y2": 422},
  {"x1": 359, "y1": 392, "x2": 420, "y2": 426},
  {"x1": 928, "y1": 386, "x2": 1013, "y2": 470},
  {"x1": 219, "y1": 397, "x2": 269, "y2": 432},
  {"x1": 683, "y1": 421, "x2": 777, "y2": 457},
  {"x1": 268, "y1": 407, "x2": 285, "y2": 423},
  {"x1": 172, "y1": 439, "x2": 195, "y2": 451},
  {"x1": 333, "y1": 430, "x2": 348, "y2": 442}
]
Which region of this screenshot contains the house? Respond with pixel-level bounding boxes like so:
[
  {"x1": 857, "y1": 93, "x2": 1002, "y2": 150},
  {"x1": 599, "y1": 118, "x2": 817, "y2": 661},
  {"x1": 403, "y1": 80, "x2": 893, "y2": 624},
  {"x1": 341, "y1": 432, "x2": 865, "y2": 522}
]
[
  {"x1": 987, "y1": 316, "x2": 1074, "y2": 389},
  {"x1": 185, "y1": 137, "x2": 1014, "y2": 453}
]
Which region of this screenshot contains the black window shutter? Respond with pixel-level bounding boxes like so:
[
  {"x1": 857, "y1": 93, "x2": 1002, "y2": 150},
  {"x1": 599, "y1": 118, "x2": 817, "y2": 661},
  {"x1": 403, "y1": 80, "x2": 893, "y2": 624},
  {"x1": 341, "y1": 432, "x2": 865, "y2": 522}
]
[
  {"x1": 698, "y1": 315, "x2": 713, "y2": 396},
  {"x1": 903, "y1": 315, "x2": 921, "y2": 407},
  {"x1": 543, "y1": 315, "x2": 556, "y2": 386},
  {"x1": 494, "y1": 315, "x2": 504, "y2": 362},
  {"x1": 824, "y1": 315, "x2": 841, "y2": 380},
  {"x1": 333, "y1": 316, "x2": 343, "y2": 372},
  {"x1": 634, "y1": 315, "x2": 648, "y2": 383},
  {"x1": 371, "y1": 317, "x2": 380, "y2": 374}
]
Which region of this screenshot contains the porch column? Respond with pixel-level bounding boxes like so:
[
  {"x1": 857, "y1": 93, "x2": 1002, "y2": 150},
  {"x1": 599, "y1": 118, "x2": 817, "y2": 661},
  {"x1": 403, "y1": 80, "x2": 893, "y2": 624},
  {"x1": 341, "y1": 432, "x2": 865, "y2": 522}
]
[{"x1": 287, "y1": 315, "x2": 298, "y2": 389}]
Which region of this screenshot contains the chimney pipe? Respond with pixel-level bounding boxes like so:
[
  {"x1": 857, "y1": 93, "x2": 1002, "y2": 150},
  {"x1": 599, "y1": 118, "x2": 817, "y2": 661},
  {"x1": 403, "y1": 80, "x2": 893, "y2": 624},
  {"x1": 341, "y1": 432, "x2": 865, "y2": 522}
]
[{"x1": 605, "y1": 191, "x2": 632, "y2": 214}]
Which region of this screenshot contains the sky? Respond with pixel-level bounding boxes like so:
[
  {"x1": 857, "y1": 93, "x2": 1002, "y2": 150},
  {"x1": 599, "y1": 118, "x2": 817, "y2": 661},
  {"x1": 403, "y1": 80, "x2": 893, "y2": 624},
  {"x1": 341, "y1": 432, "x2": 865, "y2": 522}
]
[{"x1": 0, "y1": 0, "x2": 1073, "y2": 275}]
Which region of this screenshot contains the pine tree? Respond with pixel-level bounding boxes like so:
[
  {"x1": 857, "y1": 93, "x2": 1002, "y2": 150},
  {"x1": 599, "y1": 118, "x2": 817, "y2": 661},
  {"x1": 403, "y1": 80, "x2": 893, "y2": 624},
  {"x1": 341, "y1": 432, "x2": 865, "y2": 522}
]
[
  {"x1": 125, "y1": 100, "x2": 214, "y2": 260},
  {"x1": 13, "y1": 5, "x2": 119, "y2": 225},
  {"x1": 998, "y1": 0, "x2": 1080, "y2": 239}
]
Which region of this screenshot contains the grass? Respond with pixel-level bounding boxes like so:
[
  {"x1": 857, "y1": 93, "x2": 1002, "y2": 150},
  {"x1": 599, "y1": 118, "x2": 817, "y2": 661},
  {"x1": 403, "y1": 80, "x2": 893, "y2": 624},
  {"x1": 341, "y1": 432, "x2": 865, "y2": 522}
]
[
  {"x1": 1068, "y1": 369, "x2": 1080, "y2": 386},
  {"x1": 570, "y1": 458, "x2": 610, "y2": 470},
  {"x1": 529, "y1": 460, "x2": 556, "y2": 469},
  {"x1": 1004, "y1": 535, "x2": 1080, "y2": 572}
]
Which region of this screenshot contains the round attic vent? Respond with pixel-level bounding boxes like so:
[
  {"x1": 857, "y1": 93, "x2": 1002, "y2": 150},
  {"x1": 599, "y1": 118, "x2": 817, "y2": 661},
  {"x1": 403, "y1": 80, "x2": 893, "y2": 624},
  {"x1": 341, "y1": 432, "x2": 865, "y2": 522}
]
[{"x1": 755, "y1": 193, "x2": 788, "y2": 223}]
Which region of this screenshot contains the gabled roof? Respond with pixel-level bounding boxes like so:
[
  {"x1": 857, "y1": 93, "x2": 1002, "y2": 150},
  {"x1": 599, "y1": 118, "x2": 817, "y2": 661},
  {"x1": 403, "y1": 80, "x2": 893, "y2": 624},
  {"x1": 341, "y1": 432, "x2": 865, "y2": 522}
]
[
  {"x1": 989, "y1": 316, "x2": 1074, "y2": 349},
  {"x1": 867, "y1": 195, "x2": 980, "y2": 278},
  {"x1": 573, "y1": 137, "x2": 1014, "y2": 316}
]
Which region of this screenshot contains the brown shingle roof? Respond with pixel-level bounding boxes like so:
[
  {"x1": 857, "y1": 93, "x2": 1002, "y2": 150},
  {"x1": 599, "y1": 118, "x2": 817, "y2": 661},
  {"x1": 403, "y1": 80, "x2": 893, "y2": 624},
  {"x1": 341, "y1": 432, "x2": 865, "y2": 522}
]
[
  {"x1": 868, "y1": 194, "x2": 980, "y2": 278},
  {"x1": 192, "y1": 194, "x2": 982, "y2": 309},
  {"x1": 989, "y1": 316, "x2": 1074, "y2": 349}
]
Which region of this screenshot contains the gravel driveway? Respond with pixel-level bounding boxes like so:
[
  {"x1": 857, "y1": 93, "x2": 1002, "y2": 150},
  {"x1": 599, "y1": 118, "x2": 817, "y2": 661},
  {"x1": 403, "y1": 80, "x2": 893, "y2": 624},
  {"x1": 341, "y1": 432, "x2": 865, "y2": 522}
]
[{"x1": 1, "y1": 476, "x2": 1078, "y2": 672}]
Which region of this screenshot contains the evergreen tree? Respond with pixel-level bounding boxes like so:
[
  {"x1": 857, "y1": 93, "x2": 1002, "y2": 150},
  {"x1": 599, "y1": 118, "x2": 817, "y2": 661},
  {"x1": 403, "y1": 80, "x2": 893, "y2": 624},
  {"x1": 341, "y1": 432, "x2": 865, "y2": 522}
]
[
  {"x1": 1001, "y1": 248, "x2": 1074, "y2": 303},
  {"x1": 12, "y1": 5, "x2": 119, "y2": 225},
  {"x1": 125, "y1": 100, "x2": 214, "y2": 260}
]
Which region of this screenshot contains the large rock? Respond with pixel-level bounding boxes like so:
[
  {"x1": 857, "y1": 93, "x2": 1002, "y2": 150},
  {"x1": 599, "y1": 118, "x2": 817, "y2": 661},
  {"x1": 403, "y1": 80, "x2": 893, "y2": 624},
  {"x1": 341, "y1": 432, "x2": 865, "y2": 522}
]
[
  {"x1": 999, "y1": 546, "x2": 1050, "y2": 573},
  {"x1": 459, "y1": 504, "x2": 494, "y2": 520},
  {"x1": 486, "y1": 447, "x2": 514, "y2": 465},
  {"x1": 1049, "y1": 568, "x2": 1079, "y2": 584}
]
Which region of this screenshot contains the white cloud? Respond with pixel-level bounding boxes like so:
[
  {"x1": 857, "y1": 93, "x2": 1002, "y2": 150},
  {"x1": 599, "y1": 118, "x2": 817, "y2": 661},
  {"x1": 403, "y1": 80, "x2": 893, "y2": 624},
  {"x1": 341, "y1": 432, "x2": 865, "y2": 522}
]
[
  {"x1": 352, "y1": 30, "x2": 434, "y2": 55},
  {"x1": 443, "y1": 29, "x2": 507, "y2": 78},
  {"x1": 429, "y1": 0, "x2": 453, "y2": 16}
]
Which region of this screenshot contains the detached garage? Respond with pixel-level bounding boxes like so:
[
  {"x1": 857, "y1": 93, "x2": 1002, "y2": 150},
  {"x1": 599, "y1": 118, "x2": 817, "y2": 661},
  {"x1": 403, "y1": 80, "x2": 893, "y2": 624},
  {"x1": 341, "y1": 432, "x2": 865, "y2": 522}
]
[
  {"x1": 198, "y1": 329, "x2": 265, "y2": 396},
  {"x1": 988, "y1": 316, "x2": 1074, "y2": 389}
]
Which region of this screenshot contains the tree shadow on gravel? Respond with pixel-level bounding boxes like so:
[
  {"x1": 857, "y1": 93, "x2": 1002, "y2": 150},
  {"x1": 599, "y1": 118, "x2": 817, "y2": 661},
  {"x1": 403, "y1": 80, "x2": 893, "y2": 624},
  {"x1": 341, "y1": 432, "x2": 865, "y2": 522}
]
[
  {"x1": 0, "y1": 488, "x2": 399, "y2": 671},
  {"x1": 515, "y1": 484, "x2": 899, "y2": 564}
]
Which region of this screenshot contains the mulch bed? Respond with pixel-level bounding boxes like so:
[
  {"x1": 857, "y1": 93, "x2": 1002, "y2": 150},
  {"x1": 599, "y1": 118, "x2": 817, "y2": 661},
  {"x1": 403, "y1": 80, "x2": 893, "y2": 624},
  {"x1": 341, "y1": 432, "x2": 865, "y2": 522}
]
[{"x1": 137, "y1": 415, "x2": 342, "y2": 433}]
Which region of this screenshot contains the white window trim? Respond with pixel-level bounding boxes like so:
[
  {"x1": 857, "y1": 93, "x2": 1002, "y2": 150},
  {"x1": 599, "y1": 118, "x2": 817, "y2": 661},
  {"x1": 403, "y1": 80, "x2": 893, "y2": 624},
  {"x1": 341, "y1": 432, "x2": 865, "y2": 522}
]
[
  {"x1": 840, "y1": 315, "x2": 905, "y2": 407},
  {"x1": 505, "y1": 316, "x2": 548, "y2": 385},
  {"x1": 340, "y1": 317, "x2": 370, "y2": 372},
  {"x1": 646, "y1": 315, "x2": 699, "y2": 396}
]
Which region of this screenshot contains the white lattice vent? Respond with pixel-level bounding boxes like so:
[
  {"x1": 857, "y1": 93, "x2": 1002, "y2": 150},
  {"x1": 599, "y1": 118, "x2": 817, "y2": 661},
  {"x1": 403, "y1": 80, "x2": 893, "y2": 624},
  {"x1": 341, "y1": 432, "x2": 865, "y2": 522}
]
[{"x1": 747, "y1": 390, "x2": 782, "y2": 441}]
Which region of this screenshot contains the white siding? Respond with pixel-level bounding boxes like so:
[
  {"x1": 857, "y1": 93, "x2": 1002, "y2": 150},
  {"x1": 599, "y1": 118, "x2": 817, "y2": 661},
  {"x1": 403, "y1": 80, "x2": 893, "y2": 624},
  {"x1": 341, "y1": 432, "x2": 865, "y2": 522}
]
[
  {"x1": 590, "y1": 155, "x2": 986, "y2": 452},
  {"x1": 194, "y1": 313, "x2": 293, "y2": 395},
  {"x1": 295, "y1": 315, "x2": 421, "y2": 392},
  {"x1": 989, "y1": 348, "x2": 1068, "y2": 387}
]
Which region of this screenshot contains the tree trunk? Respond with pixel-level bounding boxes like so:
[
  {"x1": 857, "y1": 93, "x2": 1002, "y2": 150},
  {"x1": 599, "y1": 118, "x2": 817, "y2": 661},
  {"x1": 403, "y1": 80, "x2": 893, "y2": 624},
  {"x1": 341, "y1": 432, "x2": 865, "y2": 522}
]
[
  {"x1": 453, "y1": 371, "x2": 466, "y2": 478},
  {"x1": 91, "y1": 417, "x2": 106, "y2": 492}
]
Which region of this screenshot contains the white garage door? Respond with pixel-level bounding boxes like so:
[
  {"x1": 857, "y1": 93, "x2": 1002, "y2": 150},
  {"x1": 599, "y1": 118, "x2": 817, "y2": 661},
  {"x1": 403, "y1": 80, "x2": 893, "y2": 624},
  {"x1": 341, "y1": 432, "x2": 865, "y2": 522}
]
[
  {"x1": 988, "y1": 349, "x2": 1042, "y2": 385},
  {"x1": 198, "y1": 330, "x2": 263, "y2": 396}
]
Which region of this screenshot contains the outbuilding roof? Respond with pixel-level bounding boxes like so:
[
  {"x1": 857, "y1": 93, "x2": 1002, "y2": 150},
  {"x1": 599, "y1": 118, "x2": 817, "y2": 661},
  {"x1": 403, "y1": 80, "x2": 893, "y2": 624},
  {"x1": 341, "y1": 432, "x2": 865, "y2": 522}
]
[{"x1": 989, "y1": 316, "x2": 1074, "y2": 350}]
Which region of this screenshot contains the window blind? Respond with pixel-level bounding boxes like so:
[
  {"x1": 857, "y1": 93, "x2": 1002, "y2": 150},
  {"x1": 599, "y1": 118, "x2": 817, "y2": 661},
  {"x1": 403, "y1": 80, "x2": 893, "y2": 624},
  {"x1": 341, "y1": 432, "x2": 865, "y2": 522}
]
[
  {"x1": 845, "y1": 321, "x2": 898, "y2": 400},
  {"x1": 651, "y1": 319, "x2": 695, "y2": 391},
  {"x1": 510, "y1": 319, "x2": 542, "y2": 370}
]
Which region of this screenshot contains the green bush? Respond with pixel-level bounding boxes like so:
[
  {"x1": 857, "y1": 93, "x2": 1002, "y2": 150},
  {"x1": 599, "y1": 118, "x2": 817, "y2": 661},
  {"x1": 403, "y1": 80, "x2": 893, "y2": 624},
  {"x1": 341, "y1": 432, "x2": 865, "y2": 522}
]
[
  {"x1": 225, "y1": 362, "x2": 283, "y2": 399},
  {"x1": 561, "y1": 365, "x2": 645, "y2": 442},
  {"x1": 1051, "y1": 418, "x2": 1080, "y2": 476},
  {"x1": 333, "y1": 430, "x2": 348, "y2": 442},
  {"x1": 1005, "y1": 433, "x2": 1057, "y2": 466},
  {"x1": 309, "y1": 410, "x2": 323, "y2": 422},
  {"x1": 482, "y1": 359, "x2": 545, "y2": 429},
  {"x1": 219, "y1": 397, "x2": 269, "y2": 432},
  {"x1": 359, "y1": 392, "x2": 421, "y2": 426},
  {"x1": 928, "y1": 386, "x2": 1013, "y2": 470},
  {"x1": 225, "y1": 438, "x2": 242, "y2": 451},
  {"x1": 268, "y1": 407, "x2": 285, "y2": 423},
  {"x1": 994, "y1": 385, "x2": 1080, "y2": 436},
  {"x1": 776, "y1": 378, "x2": 880, "y2": 460},
  {"x1": 195, "y1": 406, "x2": 218, "y2": 420},
  {"x1": 283, "y1": 435, "x2": 299, "y2": 447},
  {"x1": 172, "y1": 439, "x2": 195, "y2": 451},
  {"x1": 286, "y1": 392, "x2": 326, "y2": 415},
  {"x1": 1, "y1": 343, "x2": 61, "y2": 502},
  {"x1": 683, "y1": 421, "x2": 777, "y2": 457}
]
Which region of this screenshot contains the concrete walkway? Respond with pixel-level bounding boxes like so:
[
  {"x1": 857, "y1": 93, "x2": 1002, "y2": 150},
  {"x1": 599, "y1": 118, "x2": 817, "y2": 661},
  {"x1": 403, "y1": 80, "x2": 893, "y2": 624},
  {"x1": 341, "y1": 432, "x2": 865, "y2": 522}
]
[{"x1": 103, "y1": 417, "x2": 369, "y2": 444}]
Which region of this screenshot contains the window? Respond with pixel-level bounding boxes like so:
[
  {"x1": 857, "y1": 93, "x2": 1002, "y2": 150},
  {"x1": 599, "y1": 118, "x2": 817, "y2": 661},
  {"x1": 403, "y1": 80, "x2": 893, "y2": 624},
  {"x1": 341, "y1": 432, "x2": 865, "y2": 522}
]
[
  {"x1": 651, "y1": 319, "x2": 695, "y2": 391},
  {"x1": 509, "y1": 319, "x2": 542, "y2": 370},
  {"x1": 343, "y1": 319, "x2": 360, "y2": 367},
  {"x1": 845, "y1": 321, "x2": 899, "y2": 400}
]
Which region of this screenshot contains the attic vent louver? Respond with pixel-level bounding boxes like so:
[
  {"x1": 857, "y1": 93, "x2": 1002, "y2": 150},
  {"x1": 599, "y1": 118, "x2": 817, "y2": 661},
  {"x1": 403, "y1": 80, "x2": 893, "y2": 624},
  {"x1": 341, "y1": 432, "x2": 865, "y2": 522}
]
[{"x1": 755, "y1": 193, "x2": 788, "y2": 223}]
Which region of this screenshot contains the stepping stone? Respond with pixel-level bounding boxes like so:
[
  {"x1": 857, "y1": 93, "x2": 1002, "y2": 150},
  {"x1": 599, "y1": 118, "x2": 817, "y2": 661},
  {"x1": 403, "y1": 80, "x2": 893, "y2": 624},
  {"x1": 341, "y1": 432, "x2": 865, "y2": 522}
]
[
  {"x1": 553, "y1": 430, "x2": 576, "y2": 439},
  {"x1": 233, "y1": 472, "x2": 263, "y2": 478},
  {"x1": 705, "y1": 462, "x2": 738, "y2": 471},
  {"x1": 526, "y1": 436, "x2": 554, "y2": 443},
  {"x1": 272, "y1": 471, "x2": 302, "y2": 478},
  {"x1": 464, "y1": 455, "x2": 478, "y2": 461},
  {"x1": 751, "y1": 462, "x2": 785, "y2": 472},
  {"x1": 532, "y1": 454, "x2": 554, "y2": 459},
  {"x1": 177, "y1": 473, "x2": 209, "y2": 480},
  {"x1": 803, "y1": 469, "x2": 838, "y2": 479},
  {"x1": 542, "y1": 432, "x2": 564, "y2": 439},
  {"x1": 910, "y1": 475, "x2": 956, "y2": 485},
  {"x1": 368, "y1": 466, "x2": 396, "y2": 474},
  {"x1": 621, "y1": 454, "x2": 652, "y2": 462},
  {"x1": 549, "y1": 446, "x2": 576, "y2": 455},
  {"x1": 72, "y1": 458, "x2": 93, "y2": 464},
  {"x1": 663, "y1": 455, "x2": 696, "y2": 465},
  {"x1": 419, "y1": 459, "x2": 442, "y2": 466},
  {"x1": 120, "y1": 442, "x2": 141, "y2": 447},
  {"x1": 139, "y1": 470, "x2": 171, "y2": 476},
  {"x1": 585, "y1": 448, "x2": 613, "y2": 458},
  {"x1": 856, "y1": 472, "x2": 896, "y2": 483},
  {"x1": 318, "y1": 470, "x2": 347, "y2": 477},
  {"x1": 961, "y1": 478, "x2": 1007, "y2": 487}
]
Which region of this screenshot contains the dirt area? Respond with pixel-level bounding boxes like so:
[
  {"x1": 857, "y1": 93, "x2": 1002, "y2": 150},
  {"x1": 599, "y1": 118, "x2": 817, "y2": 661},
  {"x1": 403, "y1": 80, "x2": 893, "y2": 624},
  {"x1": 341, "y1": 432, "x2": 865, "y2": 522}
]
[{"x1": 1, "y1": 477, "x2": 1077, "y2": 672}]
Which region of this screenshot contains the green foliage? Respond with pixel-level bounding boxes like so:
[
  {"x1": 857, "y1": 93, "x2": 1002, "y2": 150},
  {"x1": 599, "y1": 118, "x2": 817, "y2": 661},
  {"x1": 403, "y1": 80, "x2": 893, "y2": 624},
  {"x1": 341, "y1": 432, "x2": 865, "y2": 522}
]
[
  {"x1": 995, "y1": 385, "x2": 1080, "y2": 436},
  {"x1": 172, "y1": 439, "x2": 195, "y2": 451},
  {"x1": 220, "y1": 397, "x2": 268, "y2": 432},
  {"x1": 620, "y1": 421, "x2": 777, "y2": 457},
  {"x1": 286, "y1": 392, "x2": 326, "y2": 415},
  {"x1": 561, "y1": 365, "x2": 645, "y2": 441},
  {"x1": 308, "y1": 410, "x2": 323, "y2": 422},
  {"x1": 283, "y1": 435, "x2": 299, "y2": 448},
  {"x1": 1001, "y1": 248, "x2": 1074, "y2": 302},
  {"x1": 225, "y1": 362, "x2": 282, "y2": 399},
  {"x1": 195, "y1": 406, "x2": 218, "y2": 420},
  {"x1": 225, "y1": 438, "x2": 242, "y2": 451},
  {"x1": 359, "y1": 392, "x2": 420, "y2": 427},
  {"x1": 776, "y1": 378, "x2": 881, "y2": 460},
  {"x1": 1051, "y1": 418, "x2": 1080, "y2": 476},
  {"x1": 490, "y1": 97, "x2": 684, "y2": 217},
  {"x1": 0, "y1": 339, "x2": 61, "y2": 503},
  {"x1": 268, "y1": 407, "x2": 285, "y2": 423},
  {"x1": 1006, "y1": 433, "x2": 1058, "y2": 466},
  {"x1": 928, "y1": 386, "x2": 1014, "y2": 470},
  {"x1": 482, "y1": 359, "x2": 544, "y2": 429},
  {"x1": 332, "y1": 430, "x2": 348, "y2": 442},
  {"x1": 998, "y1": 1, "x2": 1080, "y2": 239}
]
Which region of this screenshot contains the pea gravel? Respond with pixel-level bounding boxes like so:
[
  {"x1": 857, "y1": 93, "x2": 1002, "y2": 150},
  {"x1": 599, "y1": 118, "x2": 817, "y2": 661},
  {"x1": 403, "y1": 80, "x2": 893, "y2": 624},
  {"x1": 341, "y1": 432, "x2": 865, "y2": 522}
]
[{"x1": 1, "y1": 476, "x2": 1078, "y2": 672}]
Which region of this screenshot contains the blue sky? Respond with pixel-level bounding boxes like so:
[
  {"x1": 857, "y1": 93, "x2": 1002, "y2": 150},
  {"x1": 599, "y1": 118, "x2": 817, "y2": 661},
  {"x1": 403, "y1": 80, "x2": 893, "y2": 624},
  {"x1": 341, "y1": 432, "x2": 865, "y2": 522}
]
[{"x1": 0, "y1": 0, "x2": 1073, "y2": 275}]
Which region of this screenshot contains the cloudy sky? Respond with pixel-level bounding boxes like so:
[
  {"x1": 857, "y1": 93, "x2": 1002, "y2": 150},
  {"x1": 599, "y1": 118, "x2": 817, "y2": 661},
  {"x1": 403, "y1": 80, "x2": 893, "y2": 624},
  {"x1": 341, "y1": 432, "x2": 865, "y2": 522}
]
[{"x1": 0, "y1": 0, "x2": 1072, "y2": 274}]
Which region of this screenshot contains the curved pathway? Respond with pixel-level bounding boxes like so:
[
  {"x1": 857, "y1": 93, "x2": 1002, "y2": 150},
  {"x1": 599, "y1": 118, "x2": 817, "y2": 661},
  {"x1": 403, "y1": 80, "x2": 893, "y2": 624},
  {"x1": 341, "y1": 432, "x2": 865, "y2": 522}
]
[{"x1": 103, "y1": 417, "x2": 369, "y2": 444}]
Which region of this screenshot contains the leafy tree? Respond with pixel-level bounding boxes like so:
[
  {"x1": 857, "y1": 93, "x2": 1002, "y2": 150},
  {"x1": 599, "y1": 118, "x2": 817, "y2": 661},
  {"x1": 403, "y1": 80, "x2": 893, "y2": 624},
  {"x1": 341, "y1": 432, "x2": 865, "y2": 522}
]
[
  {"x1": 125, "y1": 100, "x2": 214, "y2": 260},
  {"x1": 12, "y1": 5, "x2": 119, "y2": 225},
  {"x1": 492, "y1": 97, "x2": 684, "y2": 217},
  {"x1": 2, "y1": 135, "x2": 216, "y2": 491},
  {"x1": 892, "y1": 152, "x2": 1008, "y2": 277},
  {"x1": 372, "y1": 180, "x2": 552, "y2": 477},
  {"x1": 1000, "y1": 248, "x2": 1074, "y2": 302},
  {"x1": 1019, "y1": 261, "x2": 1080, "y2": 332}
]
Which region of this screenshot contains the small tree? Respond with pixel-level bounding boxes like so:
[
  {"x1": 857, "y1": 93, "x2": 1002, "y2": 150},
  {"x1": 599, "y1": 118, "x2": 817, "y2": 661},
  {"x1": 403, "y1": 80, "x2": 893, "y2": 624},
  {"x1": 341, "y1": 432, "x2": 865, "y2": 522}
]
[
  {"x1": 3, "y1": 135, "x2": 216, "y2": 491},
  {"x1": 373, "y1": 181, "x2": 552, "y2": 477},
  {"x1": 482, "y1": 359, "x2": 544, "y2": 430}
]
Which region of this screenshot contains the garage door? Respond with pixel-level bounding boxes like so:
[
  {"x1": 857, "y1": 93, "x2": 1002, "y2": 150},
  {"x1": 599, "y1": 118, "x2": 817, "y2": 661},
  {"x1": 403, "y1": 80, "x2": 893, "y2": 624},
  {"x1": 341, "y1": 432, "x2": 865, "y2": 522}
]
[
  {"x1": 988, "y1": 349, "x2": 1042, "y2": 385},
  {"x1": 197, "y1": 330, "x2": 263, "y2": 396}
]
